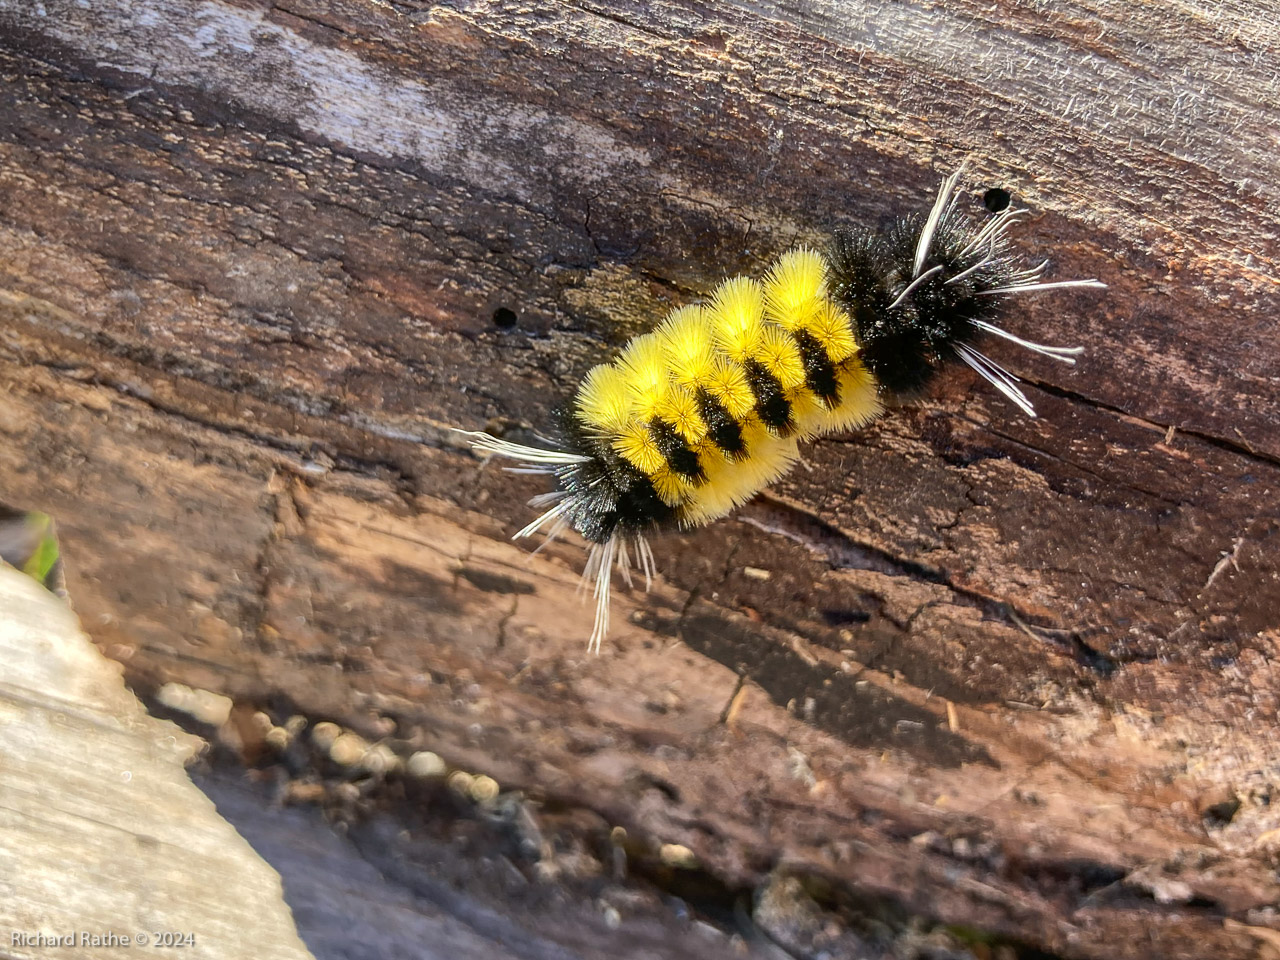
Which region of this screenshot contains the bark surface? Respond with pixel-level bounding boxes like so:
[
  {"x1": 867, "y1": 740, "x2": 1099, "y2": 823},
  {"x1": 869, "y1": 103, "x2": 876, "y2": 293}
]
[{"x1": 2, "y1": 2, "x2": 1278, "y2": 957}]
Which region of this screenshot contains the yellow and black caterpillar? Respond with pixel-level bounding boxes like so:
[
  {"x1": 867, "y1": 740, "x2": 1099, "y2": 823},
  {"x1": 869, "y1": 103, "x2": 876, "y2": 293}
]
[{"x1": 459, "y1": 170, "x2": 1104, "y2": 651}]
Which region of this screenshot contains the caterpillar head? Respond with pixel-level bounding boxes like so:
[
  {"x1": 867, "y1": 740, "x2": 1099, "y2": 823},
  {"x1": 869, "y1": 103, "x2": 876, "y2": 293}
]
[{"x1": 827, "y1": 170, "x2": 1101, "y2": 414}]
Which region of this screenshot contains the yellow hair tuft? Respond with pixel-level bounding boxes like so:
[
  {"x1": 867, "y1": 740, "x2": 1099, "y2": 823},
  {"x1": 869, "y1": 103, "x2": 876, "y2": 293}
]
[
  {"x1": 614, "y1": 422, "x2": 665, "y2": 475},
  {"x1": 764, "y1": 247, "x2": 826, "y2": 332},
  {"x1": 810, "y1": 300, "x2": 858, "y2": 363},
  {"x1": 576, "y1": 363, "x2": 633, "y2": 435},
  {"x1": 752, "y1": 324, "x2": 806, "y2": 390},
  {"x1": 786, "y1": 385, "x2": 825, "y2": 432},
  {"x1": 618, "y1": 332, "x2": 670, "y2": 420},
  {"x1": 680, "y1": 420, "x2": 799, "y2": 525},
  {"x1": 651, "y1": 465, "x2": 697, "y2": 507},
  {"x1": 704, "y1": 356, "x2": 755, "y2": 419},
  {"x1": 707, "y1": 276, "x2": 766, "y2": 363},
  {"x1": 657, "y1": 385, "x2": 707, "y2": 444},
  {"x1": 658, "y1": 304, "x2": 717, "y2": 390},
  {"x1": 804, "y1": 362, "x2": 882, "y2": 435}
]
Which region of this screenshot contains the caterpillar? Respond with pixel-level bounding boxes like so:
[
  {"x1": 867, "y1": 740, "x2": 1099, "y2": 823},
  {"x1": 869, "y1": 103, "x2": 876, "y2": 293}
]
[{"x1": 457, "y1": 169, "x2": 1105, "y2": 652}]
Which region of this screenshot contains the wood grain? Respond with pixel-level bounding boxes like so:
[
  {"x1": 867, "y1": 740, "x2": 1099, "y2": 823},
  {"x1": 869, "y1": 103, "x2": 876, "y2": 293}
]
[{"x1": 1, "y1": 1, "x2": 1278, "y2": 957}]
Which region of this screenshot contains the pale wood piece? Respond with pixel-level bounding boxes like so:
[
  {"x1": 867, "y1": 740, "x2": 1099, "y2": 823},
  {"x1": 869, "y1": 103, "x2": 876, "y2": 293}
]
[{"x1": 0, "y1": 566, "x2": 314, "y2": 960}]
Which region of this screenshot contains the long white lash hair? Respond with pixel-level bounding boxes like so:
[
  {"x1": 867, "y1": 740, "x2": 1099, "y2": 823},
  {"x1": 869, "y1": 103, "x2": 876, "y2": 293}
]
[
  {"x1": 455, "y1": 429, "x2": 653, "y2": 652},
  {"x1": 908, "y1": 167, "x2": 1106, "y2": 418},
  {"x1": 580, "y1": 531, "x2": 655, "y2": 654},
  {"x1": 455, "y1": 429, "x2": 591, "y2": 469}
]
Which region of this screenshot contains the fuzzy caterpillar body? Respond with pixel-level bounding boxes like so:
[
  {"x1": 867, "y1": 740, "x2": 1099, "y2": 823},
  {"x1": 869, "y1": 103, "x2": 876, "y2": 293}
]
[
  {"x1": 573, "y1": 250, "x2": 882, "y2": 529},
  {"x1": 459, "y1": 171, "x2": 1105, "y2": 651}
]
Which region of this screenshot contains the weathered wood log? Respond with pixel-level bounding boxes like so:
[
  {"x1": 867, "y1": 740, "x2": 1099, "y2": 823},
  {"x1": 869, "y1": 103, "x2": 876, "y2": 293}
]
[{"x1": 1, "y1": 1, "x2": 1278, "y2": 957}]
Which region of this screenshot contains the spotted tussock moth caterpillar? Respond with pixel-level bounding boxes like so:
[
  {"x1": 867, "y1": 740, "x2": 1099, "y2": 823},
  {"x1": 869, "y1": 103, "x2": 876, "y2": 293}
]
[{"x1": 457, "y1": 169, "x2": 1105, "y2": 651}]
